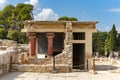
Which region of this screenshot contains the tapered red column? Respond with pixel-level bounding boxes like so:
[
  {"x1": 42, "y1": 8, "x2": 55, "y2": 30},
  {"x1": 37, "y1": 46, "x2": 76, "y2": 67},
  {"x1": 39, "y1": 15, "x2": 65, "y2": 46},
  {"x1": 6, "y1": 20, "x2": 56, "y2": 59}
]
[
  {"x1": 28, "y1": 33, "x2": 36, "y2": 57},
  {"x1": 46, "y1": 33, "x2": 55, "y2": 56}
]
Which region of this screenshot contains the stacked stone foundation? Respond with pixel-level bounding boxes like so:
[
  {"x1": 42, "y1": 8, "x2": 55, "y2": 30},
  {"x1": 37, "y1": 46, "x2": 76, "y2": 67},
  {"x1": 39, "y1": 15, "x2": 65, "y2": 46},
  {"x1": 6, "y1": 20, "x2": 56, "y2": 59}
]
[
  {"x1": 0, "y1": 64, "x2": 10, "y2": 76},
  {"x1": 12, "y1": 64, "x2": 70, "y2": 73}
]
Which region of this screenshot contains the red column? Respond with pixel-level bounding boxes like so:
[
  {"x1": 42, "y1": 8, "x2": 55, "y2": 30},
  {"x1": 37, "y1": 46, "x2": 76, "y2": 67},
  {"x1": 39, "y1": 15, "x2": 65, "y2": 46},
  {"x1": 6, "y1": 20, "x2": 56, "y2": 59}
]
[
  {"x1": 46, "y1": 33, "x2": 55, "y2": 56},
  {"x1": 28, "y1": 33, "x2": 36, "y2": 57}
]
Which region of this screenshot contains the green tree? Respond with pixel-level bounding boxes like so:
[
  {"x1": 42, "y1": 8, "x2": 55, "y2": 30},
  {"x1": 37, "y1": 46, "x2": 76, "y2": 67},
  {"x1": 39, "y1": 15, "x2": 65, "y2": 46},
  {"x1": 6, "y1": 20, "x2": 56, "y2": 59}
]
[
  {"x1": 93, "y1": 31, "x2": 108, "y2": 55},
  {"x1": 7, "y1": 30, "x2": 19, "y2": 42},
  {"x1": 0, "y1": 28, "x2": 8, "y2": 39},
  {"x1": 19, "y1": 33, "x2": 28, "y2": 44},
  {"x1": 15, "y1": 3, "x2": 33, "y2": 21},
  {"x1": 0, "y1": 3, "x2": 33, "y2": 43},
  {"x1": 58, "y1": 16, "x2": 78, "y2": 21},
  {"x1": 0, "y1": 5, "x2": 15, "y2": 29},
  {"x1": 105, "y1": 24, "x2": 117, "y2": 52},
  {"x1": 105, "y1": 37, "x2": 110, "y2": 53},
  {"x1": 116, "y1": 33, "x2": 120, "y2": 50},
  {"x1": 109, "y1": 24, "x2": 117, "y2": 51},
  {"x1": 10, "y1": 3, "x2": 33, "y2": 30}
]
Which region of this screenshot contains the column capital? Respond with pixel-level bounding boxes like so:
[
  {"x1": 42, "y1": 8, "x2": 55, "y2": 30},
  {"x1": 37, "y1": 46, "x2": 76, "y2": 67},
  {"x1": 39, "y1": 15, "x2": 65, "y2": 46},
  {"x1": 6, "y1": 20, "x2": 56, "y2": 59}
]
[
  {"x1": 28, "y1": 35, "x2": 36, "y2": 39},
  {"x1": 27, "y1": 32, "x2": 36, "y2": 36},
  {"x1": 27, "y1": 33, "x2": 36, "y2": 39},
  {"x1": 46, "y1": 33, "x2": 55, "y2": 38}
]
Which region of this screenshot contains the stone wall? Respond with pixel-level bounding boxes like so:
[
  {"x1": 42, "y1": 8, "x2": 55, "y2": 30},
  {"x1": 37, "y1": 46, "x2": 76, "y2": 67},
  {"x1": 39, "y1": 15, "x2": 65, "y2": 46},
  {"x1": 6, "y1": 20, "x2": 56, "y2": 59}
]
[
  {"x1": 0, "y1": 64, "x2": 10, "y2": 76},
  {"x1": 0, "y1": 50, "x2": 18, "y2": 76},
  {"x1": 0, "y1": 40, "x2": 19, "y2": 76},
  {"x1": 0, "y1": 39, "x2": 17, "y2": 47}
]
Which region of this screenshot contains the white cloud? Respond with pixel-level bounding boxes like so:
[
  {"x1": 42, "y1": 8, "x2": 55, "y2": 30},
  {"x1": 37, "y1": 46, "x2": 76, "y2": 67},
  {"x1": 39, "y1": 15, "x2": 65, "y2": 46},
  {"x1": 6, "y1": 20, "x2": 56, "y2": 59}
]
[
  {"x1": 97, "y1": 26, "x2": 111, "y2": 32},
  {"x1": 105, "y1": 26, "x2": 111, "y2": 30},
  {"x1": 0, "y1": 0, "x2": 8, "y2": 9},
  {"x1": 24, "y1": 0, "x2": 40, "y2": 15},
  {"x1": 34, "y1": 8, "x2": 58, "y2": 21},
  {"x1": 109, "y1": 8, "x2": 120, "y2": 12},
  {"x1": 116, "y1": 27, "x2": 120, "y2": 33},
  {"x1": 24, "y1": 0, "x2": 39, "y2": 7},
  {"x1": 98, "y1": 26, "x2": 120, "y2": 33},
  {"x1": 24, "y1": 0, "x2": 59, "y2": 21}
]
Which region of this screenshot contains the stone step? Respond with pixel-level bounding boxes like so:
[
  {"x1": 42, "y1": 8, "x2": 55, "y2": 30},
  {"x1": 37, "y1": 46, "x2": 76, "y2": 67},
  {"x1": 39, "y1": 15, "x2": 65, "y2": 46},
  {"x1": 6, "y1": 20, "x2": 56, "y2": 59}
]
[
  {"x1": 10, "y1": 68, "x2": 18, "y2": 72},
  {"x1": 11, "y1": 64, "x2": 70, "y2": 73},
  {"x1": 28, "y1": 58, "x2": 52, "y2": 65},
  {"x1": 10, "y1": 66, "x2": 18, "y2": 72}
]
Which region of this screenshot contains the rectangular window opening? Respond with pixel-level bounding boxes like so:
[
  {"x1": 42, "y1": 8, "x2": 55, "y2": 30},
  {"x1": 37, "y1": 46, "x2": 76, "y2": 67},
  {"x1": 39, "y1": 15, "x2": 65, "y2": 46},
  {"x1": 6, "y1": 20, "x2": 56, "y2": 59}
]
[{"x1": 73, "y1": 32, "x2": 85, "y2": 40}]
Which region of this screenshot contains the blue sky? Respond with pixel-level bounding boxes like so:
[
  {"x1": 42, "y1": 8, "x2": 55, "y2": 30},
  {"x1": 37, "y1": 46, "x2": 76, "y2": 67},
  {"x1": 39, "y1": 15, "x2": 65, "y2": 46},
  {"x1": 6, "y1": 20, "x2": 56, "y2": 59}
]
[{"x1": 1, "y1": 0, "x2": 120, "y2": 32}]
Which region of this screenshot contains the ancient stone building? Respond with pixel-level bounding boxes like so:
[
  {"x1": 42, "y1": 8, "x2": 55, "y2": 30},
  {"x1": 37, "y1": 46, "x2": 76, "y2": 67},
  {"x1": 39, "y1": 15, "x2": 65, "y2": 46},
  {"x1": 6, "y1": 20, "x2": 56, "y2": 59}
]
[{"x1": 22, "y1": 20, "x2": 97, "y2": 72}]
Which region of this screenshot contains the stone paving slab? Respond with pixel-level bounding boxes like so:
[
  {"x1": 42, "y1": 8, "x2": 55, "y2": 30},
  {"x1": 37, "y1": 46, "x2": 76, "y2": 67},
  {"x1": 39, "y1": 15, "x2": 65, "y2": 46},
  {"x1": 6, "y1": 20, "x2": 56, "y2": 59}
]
[
  {"x1": 37, "y1": 75, "x2": 49, "y2": 80},
  {"x1": 66, "y1": 77, "x2": 79, "y2": 80},
  {"x1": 1, "y1": 71, "x2": 120, "y2": 80},
  {"x1": 17, "y1": 72, "x2": 29, "y2": 77},
  {"x1": 24, "y1": 77, "x2": 37, "y2": 80},
  {"x1": 37, "y1": 77, "x2": 48, "y2": 80},
  {"x1": 13, "y1": 78, "x2": 25, "y2": 80},
  {"x1": 49, "y1": 77, "x2": 65, "y2": 80}
]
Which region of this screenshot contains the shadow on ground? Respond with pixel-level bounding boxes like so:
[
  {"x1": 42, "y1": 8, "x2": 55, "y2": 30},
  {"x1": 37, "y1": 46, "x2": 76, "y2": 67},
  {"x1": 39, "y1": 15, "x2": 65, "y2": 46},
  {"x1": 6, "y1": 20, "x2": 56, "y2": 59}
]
[
  {"x1": 0, "y1": 72, "x2": 25, "y2": 80},
  {"x1": 96, "y1": 65, "x2": 118, "y2": 71}
]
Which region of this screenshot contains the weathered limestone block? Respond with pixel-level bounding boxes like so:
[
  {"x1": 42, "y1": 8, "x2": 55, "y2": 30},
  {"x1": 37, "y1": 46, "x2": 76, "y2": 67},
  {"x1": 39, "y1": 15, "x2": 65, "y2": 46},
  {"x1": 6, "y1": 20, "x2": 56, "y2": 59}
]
[
  {"x1": 88, "y1": 58, "x2": 93, "y2": 70},
  {"x1": 2, "y1": 40, "x2": 17, "y2": 47},
  {"x1": 27, "y1": 66, "x2": 34, "y2": 72},
  {"x1": 28, "y1": 59, "x2": 38, "y2": 64},
  {"x1": 66, "y1": 32, "x2": 73, "y2": 40},
  {"x1": 0, "y1": 51, "x2": 18, "y2": 65},
  {"x1": 18, "y1": 52, "x2": 29, "y2": 64},
  {"x1": 18, "y1": 44, "x2": 29, "y2": 52},
  {"x1": 56, "y1": 65, "x2": 69, "y2": 73},
  {"x1": 46, "y1": 65, "x2": 53, "y2": 72},
  {"x1": 66, "y1": 22, "x2": 73, "y2": 40},
  {"x1": 11, "y1": 64, "x2": 71, "y2": 73},
  {"x1": 17, "y1": 65, "x2": 25, "y2": 72},
  {"x1": 66, "y1": 22, "x2": 72, "y2": 32},
  {"x1": 5, "y1": 64, "x2": 9, "y2": 73},
  {"x1": 0, "y1": 69, "x2": 3, "y2": 75},
  {"x1": 17, "y1": 65, "x2": 30, "y2": 72},
  {"x1": 33, "y1": 65, "x2": 41, "y2": 72},
  {"x1": 41, "y1": 65, "x2": 47, "y2": 73}
]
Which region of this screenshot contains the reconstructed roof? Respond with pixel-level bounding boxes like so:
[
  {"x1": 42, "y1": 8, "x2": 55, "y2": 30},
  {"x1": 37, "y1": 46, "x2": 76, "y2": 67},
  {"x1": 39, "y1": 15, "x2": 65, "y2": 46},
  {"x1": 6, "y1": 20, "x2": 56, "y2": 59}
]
[
  {"x1": 24, "y1": 20, "x2": 98, "y2": 25},
  {"x1": 22, "y1": 20, "x2": 98, "y2": 33}
]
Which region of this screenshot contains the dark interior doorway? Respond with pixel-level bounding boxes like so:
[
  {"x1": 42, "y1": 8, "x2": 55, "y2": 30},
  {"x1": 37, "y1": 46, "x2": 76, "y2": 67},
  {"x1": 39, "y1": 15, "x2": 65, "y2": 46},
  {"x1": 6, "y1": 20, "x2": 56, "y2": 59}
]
[
  {"x1": 53, "y1": 33, "x2": 64, "y2": 56},
  {"x1": 73, "y1": 43, "x2": 85, "y2": 70}
]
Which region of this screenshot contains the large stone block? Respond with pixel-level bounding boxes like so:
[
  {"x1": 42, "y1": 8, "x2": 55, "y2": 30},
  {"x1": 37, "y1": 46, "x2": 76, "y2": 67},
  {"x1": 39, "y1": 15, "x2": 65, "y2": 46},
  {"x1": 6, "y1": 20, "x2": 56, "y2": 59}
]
[
  {"x1": 56, "y1": 65, "x2": 69, "y2": 73},
  {"x1": 41, "y1": 65, "x2": 47, "y2": 73},
  {"x1": 33, "y1": 65, "x2": 41, "y2": 72},
  {"x1": 27, "y1": 66, "x2": 34, "y2": 72},
  {"x1": 46, "y1": 65, "x2": 53, "y2": 72}
]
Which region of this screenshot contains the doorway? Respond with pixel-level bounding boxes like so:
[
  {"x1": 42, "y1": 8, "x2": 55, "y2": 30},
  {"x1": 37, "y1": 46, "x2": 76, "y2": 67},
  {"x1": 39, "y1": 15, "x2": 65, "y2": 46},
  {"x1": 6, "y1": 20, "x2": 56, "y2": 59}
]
[{"x1": 73, "y1": 43, "x2": 85, "y2": 70}]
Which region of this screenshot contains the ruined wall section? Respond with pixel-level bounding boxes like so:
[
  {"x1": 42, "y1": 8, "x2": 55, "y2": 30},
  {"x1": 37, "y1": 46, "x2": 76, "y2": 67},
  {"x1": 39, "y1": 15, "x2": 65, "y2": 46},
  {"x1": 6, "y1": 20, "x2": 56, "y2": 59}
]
[
  {"x1": 0, "y1": 40, "x2": 19, "y2": 76},
  {"x1": 43, "y1": 22, "x2": 73, "y2": 70}
]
